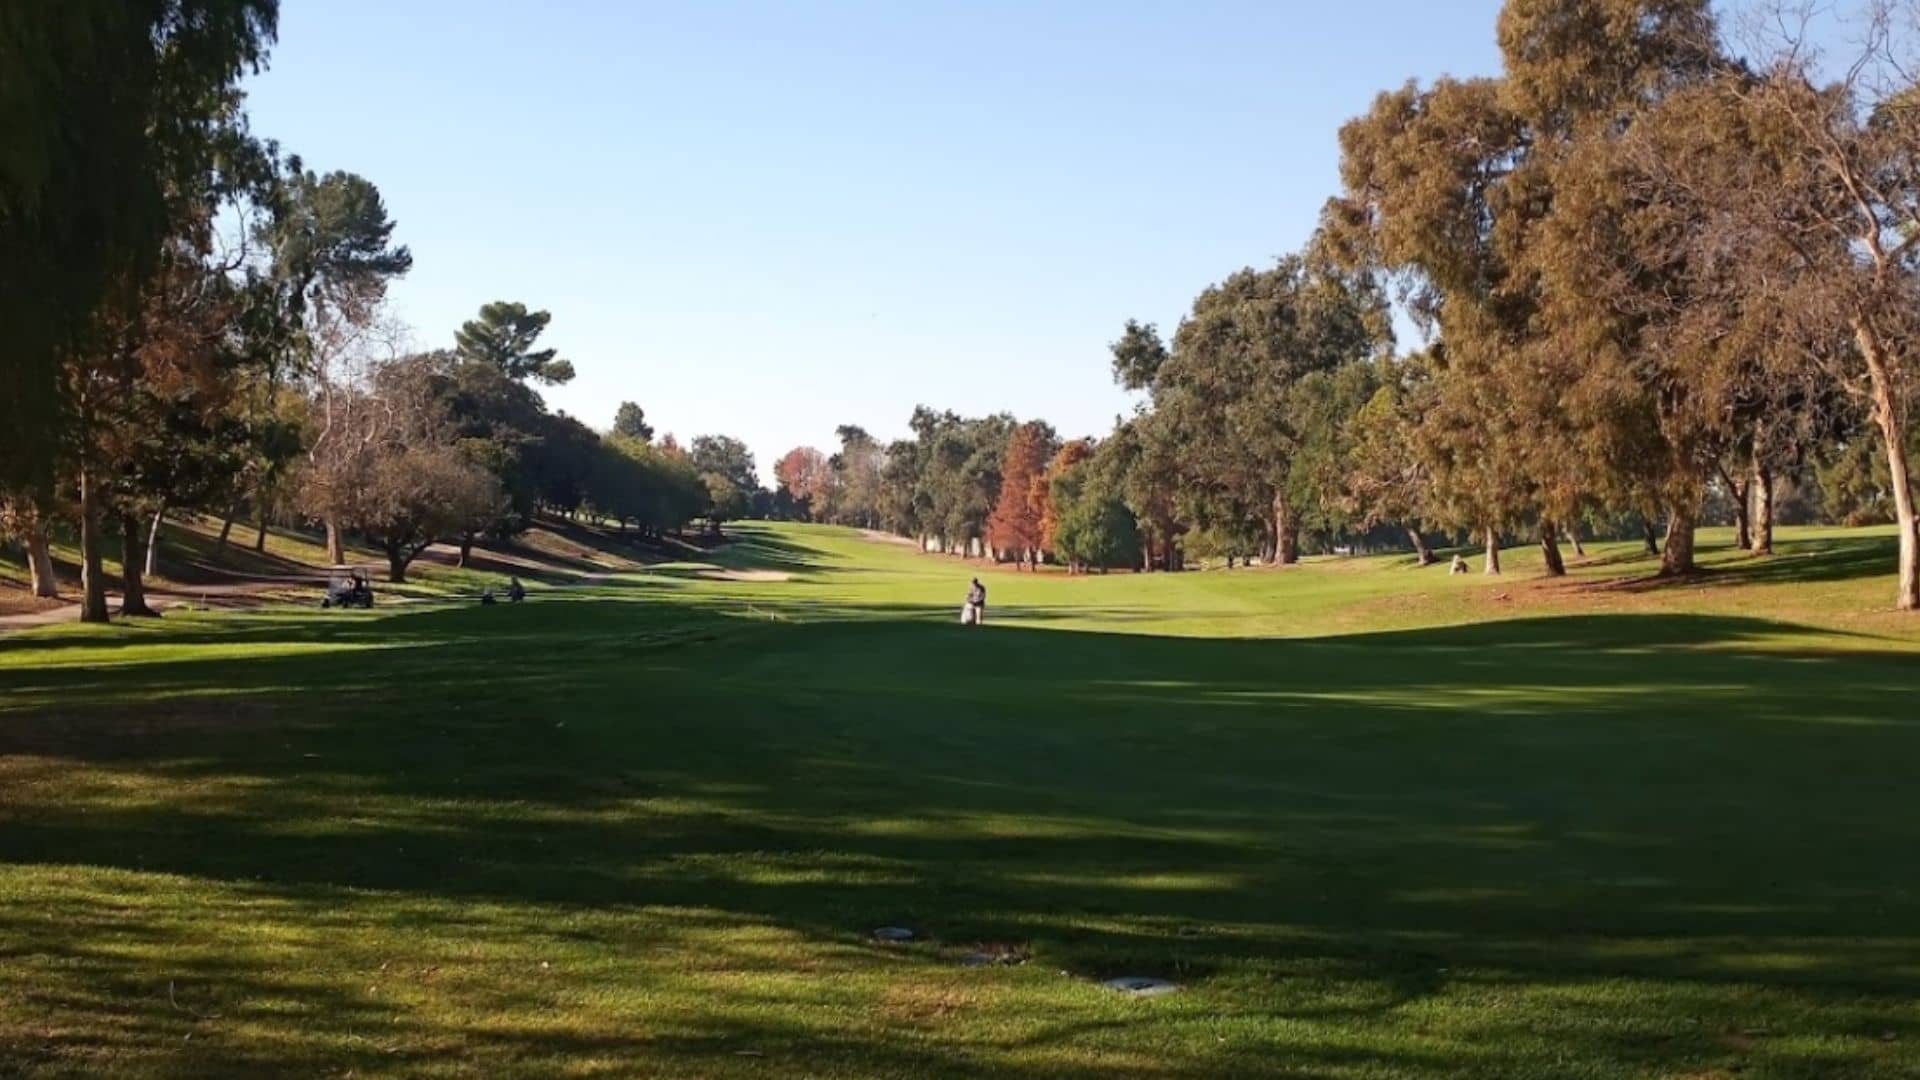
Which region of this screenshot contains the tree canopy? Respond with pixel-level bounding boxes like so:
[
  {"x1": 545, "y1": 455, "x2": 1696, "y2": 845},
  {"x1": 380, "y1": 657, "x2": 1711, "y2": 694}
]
[{"x1": 454, "y1": 301, "x2": 575, "y2": 386}]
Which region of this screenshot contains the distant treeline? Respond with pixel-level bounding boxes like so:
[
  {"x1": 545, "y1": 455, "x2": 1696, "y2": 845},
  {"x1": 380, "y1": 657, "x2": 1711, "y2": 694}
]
[{"x1": 766, "y1": 1, "x2": 1920, "y2": 606}]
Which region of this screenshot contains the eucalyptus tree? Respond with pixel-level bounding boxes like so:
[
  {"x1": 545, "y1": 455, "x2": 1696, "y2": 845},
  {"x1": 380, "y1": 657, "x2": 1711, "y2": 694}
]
[
  {"x1": 1344, "y1": 353, "x2": 1441, "y2": 565},
  {"x1": 1335, "y1": 0, "x2": 1723, "y2": 576},
  {"x1": 1690, "y1": 8, "x2": 1920, "y2": 609},
  {"x1": 878, "y1": 437, "x2": 926, "y2": 539},
  {"x1": 1285, "y1": 358, "x2": 1385, "y2": 552},
  {"x1": 823, "y1": 425, "x2": 884, "y2": 529}
]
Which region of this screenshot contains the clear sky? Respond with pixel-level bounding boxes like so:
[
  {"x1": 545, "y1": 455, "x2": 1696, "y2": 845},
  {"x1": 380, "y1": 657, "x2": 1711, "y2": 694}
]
[{"x1": 241, "y1": 1, "x2": 1504, "y2": 481}]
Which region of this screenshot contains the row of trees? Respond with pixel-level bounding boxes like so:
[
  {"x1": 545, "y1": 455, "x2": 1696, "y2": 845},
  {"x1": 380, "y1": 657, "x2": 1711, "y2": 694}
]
[
  {"x1": 1, "y1": 5, "x2": 755, "y2": 616},
  {"x1": 770, "y1": 0, "x2": 1920, "y2": 606},
  {"x1": 769, "y1": 413, "x2": 1146, "y2": 572},
  {"x1": 1315, "y1": 0, "x2": 1920, "y2": 607}
]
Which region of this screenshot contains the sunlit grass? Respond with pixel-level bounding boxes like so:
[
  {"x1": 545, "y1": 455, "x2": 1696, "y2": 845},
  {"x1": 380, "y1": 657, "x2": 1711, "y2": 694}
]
[{"x1": 1, "y1": 522, "x2": 1917, "y2": 1076}]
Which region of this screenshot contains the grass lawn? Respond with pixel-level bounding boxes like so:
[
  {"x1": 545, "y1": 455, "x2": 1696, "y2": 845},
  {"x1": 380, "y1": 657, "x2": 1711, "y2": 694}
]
[{"x1": 2, "y1": 523, "x2": 1917, "y2": 1077}]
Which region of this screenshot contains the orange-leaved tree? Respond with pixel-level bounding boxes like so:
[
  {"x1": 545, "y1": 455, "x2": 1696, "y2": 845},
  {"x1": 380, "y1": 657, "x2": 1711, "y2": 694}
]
[
  {"x1": 986, "y1": 420, "x2": 1056, "y2": 568},
  {"x1": 773, "y1": 446, "x2": 831, "y2": 519}
]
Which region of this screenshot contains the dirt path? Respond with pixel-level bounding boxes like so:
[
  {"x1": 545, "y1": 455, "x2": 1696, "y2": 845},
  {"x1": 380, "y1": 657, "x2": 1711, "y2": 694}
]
[{"x1": 859, "y1": 529, "x2": 918, "y2": 548}]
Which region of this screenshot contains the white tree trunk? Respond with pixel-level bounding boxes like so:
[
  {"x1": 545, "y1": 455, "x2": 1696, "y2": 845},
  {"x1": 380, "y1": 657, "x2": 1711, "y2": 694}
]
[
  {"x1": 26, "y1": 521, "x2": 57, "y2": 598},
  {"x1": 144, "y1": 503, "x2": 167, "y2": 579},
  {"x1": 1857, "y1": 323, "x2": 1918, "y2": 610}
]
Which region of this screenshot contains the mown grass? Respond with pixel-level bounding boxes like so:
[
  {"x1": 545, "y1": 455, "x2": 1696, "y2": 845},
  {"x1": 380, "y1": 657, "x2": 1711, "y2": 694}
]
[
  {"x1": 0, "y1": 515, "x2": 666, "y2": 618},
  {"x1": 1, "y1": 523, "x2": 1917, "y2": 1077}
]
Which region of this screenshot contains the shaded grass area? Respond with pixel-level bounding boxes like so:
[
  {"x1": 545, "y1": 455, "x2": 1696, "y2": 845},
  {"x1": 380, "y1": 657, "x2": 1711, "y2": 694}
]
[
  {"x1": 0, "y1": 514, "x2": 681, "y2": 621},
  {"x1": 1, "y1": 524, "x2": 1917, "y2": 1076}
]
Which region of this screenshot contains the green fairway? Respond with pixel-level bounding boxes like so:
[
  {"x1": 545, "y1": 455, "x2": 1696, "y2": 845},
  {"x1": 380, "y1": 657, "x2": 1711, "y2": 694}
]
[{"x1": 3, "y1": 523, "x2": 1918, "y2": 1078}]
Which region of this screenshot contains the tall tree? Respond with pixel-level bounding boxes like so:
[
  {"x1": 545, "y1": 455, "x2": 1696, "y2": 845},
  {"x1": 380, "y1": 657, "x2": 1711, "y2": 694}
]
[
  {"x1": 1155, "y1": 254, "x2": 1389, "y2": 564},
  {"x1": 986, "y1": 421, "x2": 1058, "y2": 568},
  {"x1": 690, "y1": 435, "x2": 758, "y2": 495},
  {"x1": 1048, "y1": 453, "x2": 1142, "y2": 574},
  {"x1": 356, "y1": 444, "x2": 506, "y2": 583},
  {"x1": 773, "y1": 446, "x2": 831, "y2": 519},
  {"x1": 1345, "y1": 354, "x2": 1440, "y2": 564},
  {"x1": 454, "y1": 301, "x2": 574, "y2": 385},
  {"x1": 701, "y1": 473, "x2": 751, "y2": 535},
  {"x1": 1040, "y1": 439, "x2": 1095, "y2": 558},
  {"x1": 1110, "y1": 319, "x2": 1170, "y2": 391},
  {"x1": 1695, "y1": 17, "x2": 1920, "y2": 610},
  {"x1": 1335, "y1": 0, "x2": 1720, "y2": 576},
  {"x1": 612, "y1": 401, "x2": 654, "y2": 441},
  {"x1": 266, "y1": 169, "x2": 412, "y2": 564},
  {"x1": 823, "y1": 425, "x2": 884, "y2": 528},
  {"x1": 0, "y1": 0, "x2": 278, "y2": 499},
  {"x1": 265, "y1": 167, "x2": 413, "y2": 332}
]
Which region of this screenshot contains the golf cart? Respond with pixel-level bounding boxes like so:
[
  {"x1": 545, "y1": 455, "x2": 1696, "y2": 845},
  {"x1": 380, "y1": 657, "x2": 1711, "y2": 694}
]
[{"x1": 321, "y1": 568, "x2": 374, "y2": 609}]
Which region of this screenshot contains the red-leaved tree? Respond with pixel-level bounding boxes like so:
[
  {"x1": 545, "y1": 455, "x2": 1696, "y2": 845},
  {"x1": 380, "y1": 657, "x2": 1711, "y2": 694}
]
[
  {"x1": 986, "y1": 421, "x2": 1056, "y2": 568},
  {"x1": 774, "y1": 446, "x2": 831, "y2": 518}
]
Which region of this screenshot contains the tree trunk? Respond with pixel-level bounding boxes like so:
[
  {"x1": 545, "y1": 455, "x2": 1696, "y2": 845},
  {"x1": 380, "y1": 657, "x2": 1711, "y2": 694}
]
[
  {"x1": 1407, "y1": 528, "x2": 1435, "y2": 566},
  {"x1": 1483, "y1": 525, "x2": 1502, "y2": 575},
  {"x1": 119, "y1": 513, "x2": 160, "y2": 617},
  {"x1": 386, "y1": 542, "x2": 409, "y2": 584},
  {"x1": 1720, "y1": 465, "x2": 1751, "y2": 552},
  {"x1": 218, "y1": 503, "x2": 239, "y2": 547},
  {"x1": 253, "y1": 500, "x2": 269, "y2": 553},
  {"x1": 1539, "y1": 520, "x2": 1566, "y2": 577},
  {"x1": 1567, "y1": 521, "x2": 1587, "y2": 558},
  {"x1": 144, "y1": 503, "x2": 167, "y2": 579},
  {"x1": 1273, "y1": 493, "x2": 1299, "y2": 565},
  {"x1": 1660, "y1": 500, "x2": 1697, "y2": 576},
  {"x1": 1641, "y1": 516, "x2": 1661, "y2": 557},
  {"x1": 458, "y1": 533, "x2": 475, "y2": 568},
  {"x1": 1753, "y1": 463, "x2": 1775, "y2": 556},
  {"x1": 26, "y1": 521, "x2": 57, "y2": 598},
  {"x1": 1857, "y1": 322, "x2": 1919, "y2": 609},
  {"x1": 78, "y1": 466, "x2": 110, "y2": 623},
  {"x1": 325, "y1": 518, "x2": 346, "y2": 565}
]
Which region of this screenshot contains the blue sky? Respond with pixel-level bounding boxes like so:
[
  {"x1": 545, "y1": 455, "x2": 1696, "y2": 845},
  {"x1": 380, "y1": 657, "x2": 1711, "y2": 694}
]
[{"x1": 242, "y1": 1, "x2": 1504, "y2": 480}]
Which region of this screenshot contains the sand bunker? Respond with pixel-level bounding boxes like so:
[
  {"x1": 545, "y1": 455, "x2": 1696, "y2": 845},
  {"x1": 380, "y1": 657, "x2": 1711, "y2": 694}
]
[{"x1": 698, "y1": 569, "x2": 792, "y2": 583}]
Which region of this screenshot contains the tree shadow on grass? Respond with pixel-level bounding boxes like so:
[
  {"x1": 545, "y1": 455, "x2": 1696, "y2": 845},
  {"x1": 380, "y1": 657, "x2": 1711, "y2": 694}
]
[
  {"x1": 1570, "y1": 532, "x2": 1901, "y2": 595},
  {"x1": 1694, "y1": 533, "x2": 1902, "y2": 588},
  {"x1": 2, "y1": 598, "x2": 1919, "y2": 1075}
]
